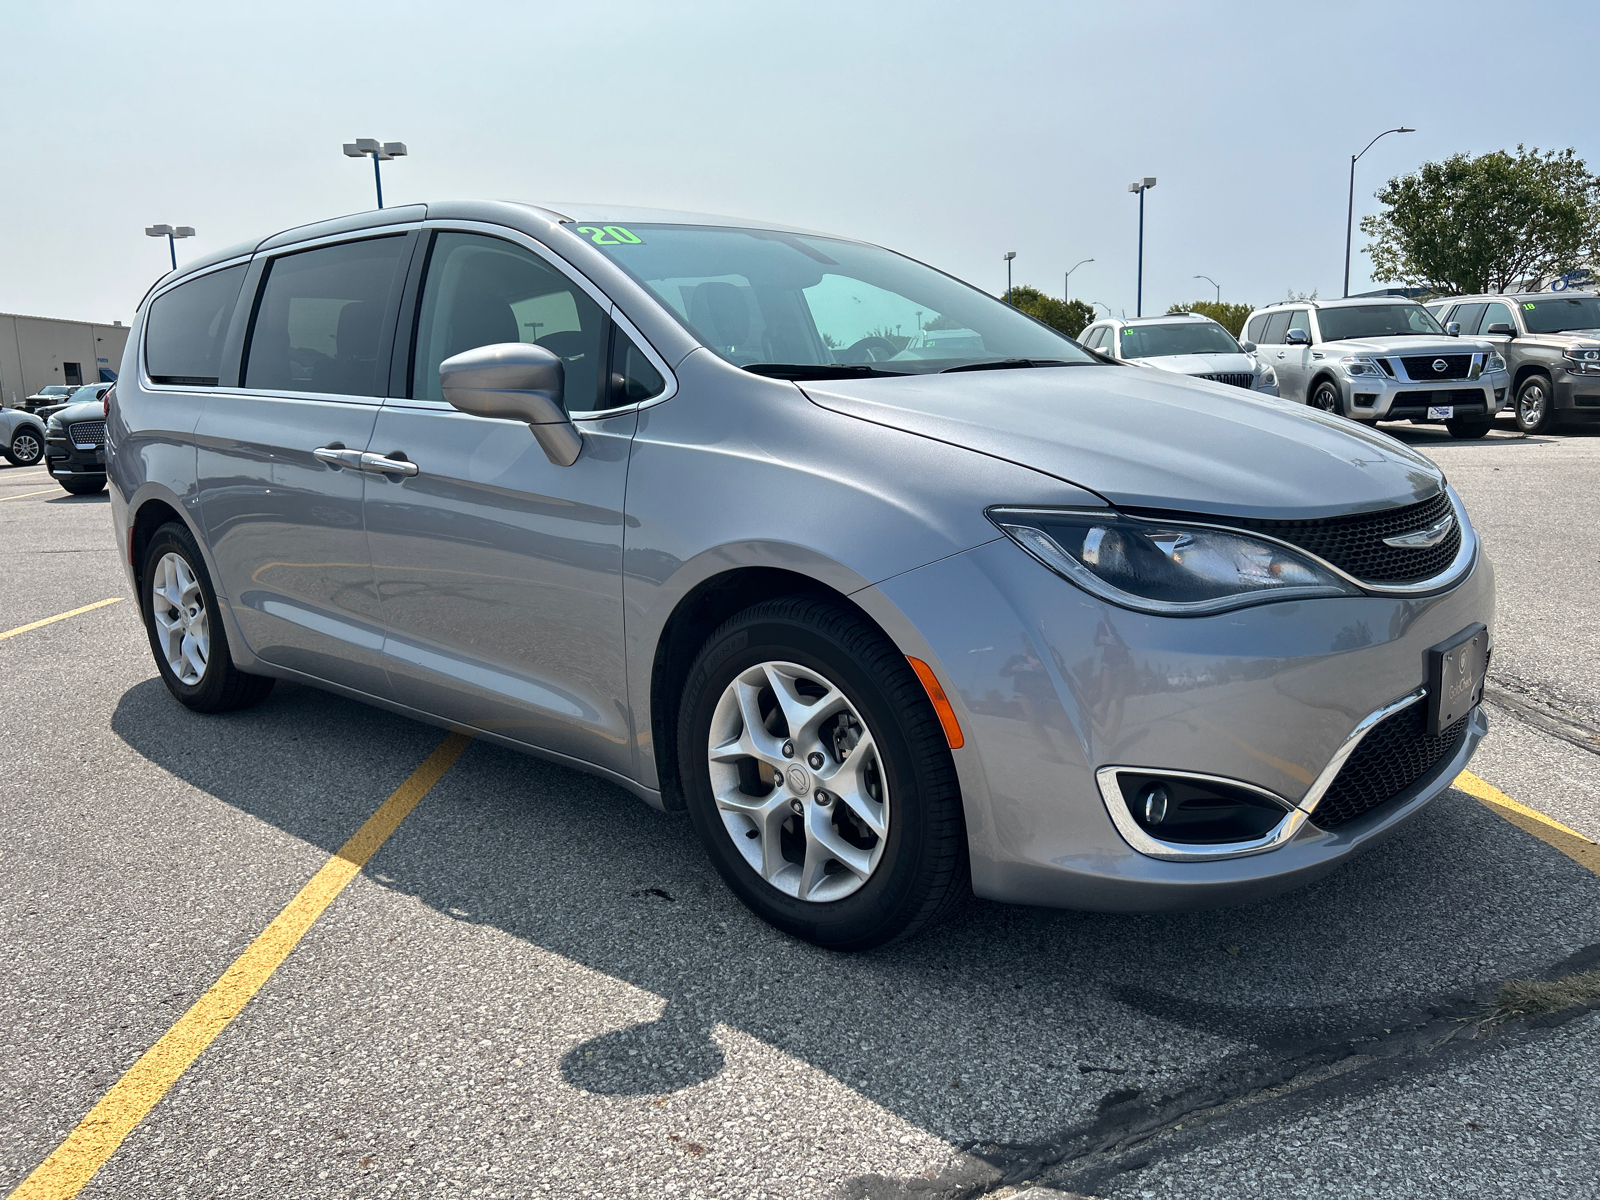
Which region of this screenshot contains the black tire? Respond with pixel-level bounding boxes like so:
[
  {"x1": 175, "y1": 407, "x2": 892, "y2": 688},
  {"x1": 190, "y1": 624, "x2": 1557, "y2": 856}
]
[
  {"x1": 677, "y1": 597, "x2": 967, "y2": 950},
  {"x1": 140, "y1": 520, "x2": 275, "y2": 713},
  {"x1": 57, "y1": 475, "x2": 105, "y2": 495},
  {"x1": 1514, "y1": 374, "x2": 1556, "y2": 434},
  {"x1": 1309, "y1": 379, "x2": 1343, "y2": 416},
  {"x1": 1446, "y1": 418, "x2": 1493, "y2": 440},
  {"x1": 7, "y1": 429, "x2": 43, "y2": 466}
]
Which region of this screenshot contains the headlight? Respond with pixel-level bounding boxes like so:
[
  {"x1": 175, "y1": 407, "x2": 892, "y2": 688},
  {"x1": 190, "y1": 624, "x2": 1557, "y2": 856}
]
[
  {"x1": 988, "y1": 509, "x2": 1360, "y2": 616},
  {"x1": 1339, "y1": 356, "x2": 1385, "y2": 377},
  {"x1": 1484, "y1": 351, "x2": 1506, "y2": 373},
  {"x1": 46, "y1": 415, "x2": 63, "y2": 430},
  {"x1": 1562, "y1": 346, "x2": 1600, "y2": 374}
]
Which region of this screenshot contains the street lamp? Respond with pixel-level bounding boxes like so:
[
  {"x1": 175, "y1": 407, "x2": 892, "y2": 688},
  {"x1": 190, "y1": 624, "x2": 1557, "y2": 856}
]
[
  {"x1": 145, "y1": 224, "x2": 195, "y2": 271},
  {"x1": 1128, "y1": 177, "x2": 1156, "y2": 317},
  {"x1": 1194, "y1": 274, "x2": 1220, "y2": 303},
  {"x1": 1003, "y1": 251, "x2": 1016, "y2": 303},
  {"x1": 1344, "y1": 126, "x2": 1413, "y2": 297},
  {"x1": 1065, "y1": 258, "x2": 1093, "y2": 302},
  {"x1": 343, "y1": 138, "x2": 408, "y2": 209}
]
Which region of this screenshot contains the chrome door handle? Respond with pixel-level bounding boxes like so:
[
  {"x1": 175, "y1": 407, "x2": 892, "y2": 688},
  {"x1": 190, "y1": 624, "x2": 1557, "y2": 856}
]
[
  {"x1": 359, "y1": 451, "x2": 419, "y2": 477},
  {"x1": 313, "y1": 446, "x2": 364, "y2": 469}
]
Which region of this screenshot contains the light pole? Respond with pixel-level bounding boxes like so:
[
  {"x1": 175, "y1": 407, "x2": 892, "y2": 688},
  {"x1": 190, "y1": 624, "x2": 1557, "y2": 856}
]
[
  {"x1": 1065, "y1": 258, "x2": 1093, "y2": 302},
  {"x1": 1003, "y1": 251, "x2": 1016, "y2": 303},
  {"x1": 343, "y1": 138, "x2": 408, "y2": 209},
  {"x1": 1194, "y1": 274, "x2": 1220, "y2": 303},
  {"x1": 1344, "y1": 127, "x2": 1413, "y2": 297},
  {"x1": 145, "y1": 224, "x2": 195, "y2": 271},
  {"x1": 1128, "y1": 177, "x2": 1156, "y2": 317}
]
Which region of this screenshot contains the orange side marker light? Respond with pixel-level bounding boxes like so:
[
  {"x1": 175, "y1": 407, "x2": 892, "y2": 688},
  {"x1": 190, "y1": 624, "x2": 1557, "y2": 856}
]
[{"x1": 907, "y1": 656, "x2": 965, "y2": 749}]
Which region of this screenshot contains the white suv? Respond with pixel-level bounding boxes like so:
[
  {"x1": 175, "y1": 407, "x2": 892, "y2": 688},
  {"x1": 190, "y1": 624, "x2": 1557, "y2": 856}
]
[
  {"x1": 1241, "y1": 297, "x2": 1509, "y2": 438},
  {"x1": 1079, "y1": 312, "x2": 1278, "y2": 395}
]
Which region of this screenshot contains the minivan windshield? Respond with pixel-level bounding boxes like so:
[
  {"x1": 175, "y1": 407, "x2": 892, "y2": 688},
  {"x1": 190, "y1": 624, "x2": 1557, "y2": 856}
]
[
  {"x1": 1316, "y1": 304, "x2": 1444, "y2": 341},
  {"x1": 569, "y1": 223, "x2": 1095, "y2": 376},
  {"x1": 1118, "y1": 321, "x2": 1240, "y2": 358},
  {"x1": 1519, "y1": 295, "x2": 1600, "y2": 334}
]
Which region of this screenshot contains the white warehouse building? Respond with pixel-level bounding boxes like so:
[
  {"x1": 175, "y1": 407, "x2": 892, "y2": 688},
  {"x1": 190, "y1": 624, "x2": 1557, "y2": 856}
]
[{"x1": 0, "y1": 312, "x2": 131, "y2": 407}]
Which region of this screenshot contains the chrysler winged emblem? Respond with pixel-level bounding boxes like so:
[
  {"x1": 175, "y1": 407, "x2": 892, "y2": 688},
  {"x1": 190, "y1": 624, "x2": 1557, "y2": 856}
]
[{"x1": 1383, "y1": 510, "x2": 1456, "y2": 548}]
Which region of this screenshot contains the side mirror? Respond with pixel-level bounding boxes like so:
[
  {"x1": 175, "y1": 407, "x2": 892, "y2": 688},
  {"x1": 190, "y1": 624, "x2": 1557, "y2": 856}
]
[
  {"x1": 1239, "y1": 339, "x2": 1257, "y2": 353},
  {"x1": 1444, "y1": 322, "x2": 1461, "y2": 337},
  {"x1": 439, "y1": 342, "x2": 581, "y2": 467},
  {"x1": 1285, "y1": 328, "x2": 1310, "y2": 346},
  {"x1": 1485, "y1": 322, "x2": 1515, "y2": 336}
]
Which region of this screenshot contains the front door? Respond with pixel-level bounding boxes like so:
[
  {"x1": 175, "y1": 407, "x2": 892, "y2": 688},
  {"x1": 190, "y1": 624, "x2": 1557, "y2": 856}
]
[
  {"x1": 193, "y1": 233, "x2": 413, "y2": 695},
  {"x1": 1276, "y1": 308, "x2": 1314, "y2": 401},
  {"x1": 1474, "y1": 299, "x2": 1519, "y2": 360},
  {"x1": 366, "y1": 229, "x2": 640, "y2": 776}
]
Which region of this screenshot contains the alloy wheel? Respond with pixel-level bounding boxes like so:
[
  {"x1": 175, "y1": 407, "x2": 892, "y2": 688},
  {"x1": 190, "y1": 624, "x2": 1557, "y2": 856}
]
[
  {"x1": 706, "y1": 660, "x2": 889, "y2": 902},
  {"x1": 11, "y1": 433, "x2": 42, "y2": 465},
  {"x1": 1517, "y1": 382, "x2": 1548, "y2": 430},
  {"x1": 1311, "y1": 383, "x2": 1340, "y2": 414},
  {"x1": 150, "y1": 551, "x2": 210, "y2": 685}
]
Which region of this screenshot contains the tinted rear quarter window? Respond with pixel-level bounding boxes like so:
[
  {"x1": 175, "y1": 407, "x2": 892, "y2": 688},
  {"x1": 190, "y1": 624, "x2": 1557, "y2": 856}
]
[
  {"x1": 144, "y1": 265, "x2": 247, "y2": 385},
  {"x1": 1260, "y1": 311, "x2": 1291, "y2": 345},
  {"x1": 1244, "y1": 315, "x2": 1267, "y2": 343},
  {"x1": 244, "y1": 237, "x2": 410, "y2": 397}
]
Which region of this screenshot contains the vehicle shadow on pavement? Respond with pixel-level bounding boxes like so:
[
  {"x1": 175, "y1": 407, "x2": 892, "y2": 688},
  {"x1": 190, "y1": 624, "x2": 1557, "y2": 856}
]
[
  {"x1": 110, "y1": 676, "x2": 1600, "y2": 1149},
  {"x1": 42, "y1": 492, "x2": 110, "y2": 504}
]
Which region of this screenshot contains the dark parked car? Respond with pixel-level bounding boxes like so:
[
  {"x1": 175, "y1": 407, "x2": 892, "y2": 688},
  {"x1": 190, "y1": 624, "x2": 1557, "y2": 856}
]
[
  {"x1": 44, "y1": 395, "x2": 109, "y2": 494},
  {"x1": 24, "y1": 385, "x2": 78, "y2": 414},
  {"x1": 35, "y1": 382, "x2": 114, "y2": 422},
  {"x1": 1, "y1": 406, "x2": 47, "y2": 466}
]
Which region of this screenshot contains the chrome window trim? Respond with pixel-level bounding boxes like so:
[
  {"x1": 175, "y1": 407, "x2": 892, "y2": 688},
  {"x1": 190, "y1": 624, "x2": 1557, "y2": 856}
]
[
  {"x1": 991, "y1": 485, "x2": 1477, "y2": 603},
  {"x1": 1095, "y1": 685, "x2": 1429, "y2": 862},
  {"x1": 1093, "y1": 766, "x2": 1308, "y2": 862},
  {"x1": 404, "y1": 219, "x2": 680, "y2": 420}
]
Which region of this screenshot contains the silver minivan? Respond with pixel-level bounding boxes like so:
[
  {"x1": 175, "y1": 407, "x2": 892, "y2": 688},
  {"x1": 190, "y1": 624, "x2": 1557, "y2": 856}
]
[{"x1": 109, "y1": 202, "x2": 1494, "y2": 949}]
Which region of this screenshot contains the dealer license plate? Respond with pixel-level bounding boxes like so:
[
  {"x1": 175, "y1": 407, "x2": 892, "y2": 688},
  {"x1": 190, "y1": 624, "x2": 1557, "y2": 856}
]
[
  {"x1": 1426, "y1": 624, "x2": 1488, "y2": 736},
  {"x1": 1427, "y1": 405, "x2": 1455, "y2": 420}
]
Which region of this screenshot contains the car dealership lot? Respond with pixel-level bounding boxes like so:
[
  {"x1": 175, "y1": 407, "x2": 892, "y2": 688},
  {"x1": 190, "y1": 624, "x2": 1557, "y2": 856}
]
[{"x1": 2, "y1": 427, "x2": 1597, "y2": 1199}]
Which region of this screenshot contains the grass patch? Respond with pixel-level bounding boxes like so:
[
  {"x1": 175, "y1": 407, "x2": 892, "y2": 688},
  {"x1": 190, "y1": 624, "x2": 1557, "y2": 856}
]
[{"x1": 1480, "y1": 966, "x2": 1600, "y2": 1027}]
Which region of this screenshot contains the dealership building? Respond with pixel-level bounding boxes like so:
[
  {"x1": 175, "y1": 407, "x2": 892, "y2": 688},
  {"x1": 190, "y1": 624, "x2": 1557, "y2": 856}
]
[{"x1": 0, "y1": 312, "x2": 131, "y2": 407}]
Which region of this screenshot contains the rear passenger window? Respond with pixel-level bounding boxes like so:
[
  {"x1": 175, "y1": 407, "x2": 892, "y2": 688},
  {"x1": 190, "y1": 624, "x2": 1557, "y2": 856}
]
[
  {"x1": 144, "y1": 265, "x2": 247, "y2": 385},
  {"x1": 243, "y1": 237, "x2": 409, "y2": 397},
  {"x1": 1450, "y1": 303, "x2": 1486, "y2": 333},
  {"x1": 1261, "y1": 311, "x2": 1291, "y2": 345},
  {"x1": 411, "y1": 232, "x2": 608, "y2": 410}
]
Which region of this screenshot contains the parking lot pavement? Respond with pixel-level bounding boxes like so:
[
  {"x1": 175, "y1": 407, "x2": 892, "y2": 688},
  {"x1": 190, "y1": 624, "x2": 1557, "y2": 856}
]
[{"x1": 1, "y1": 434, "x2": 1598, "y2": 1200}]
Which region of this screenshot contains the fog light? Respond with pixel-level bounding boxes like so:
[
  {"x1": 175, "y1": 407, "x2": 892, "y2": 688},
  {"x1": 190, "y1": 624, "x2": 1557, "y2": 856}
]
[{"x1": 1139, "y1": 783, "x2": 1170, "y2": 825}]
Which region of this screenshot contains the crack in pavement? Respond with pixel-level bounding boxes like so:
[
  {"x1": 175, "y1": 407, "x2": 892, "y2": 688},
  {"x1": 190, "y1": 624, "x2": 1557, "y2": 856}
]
[
  {"x1": 1484, "y1": 681, "x2": 1600, "y2": 759},
  {"x1": 839, "y1": 943, "x2": 1600, "y2": 1200}
]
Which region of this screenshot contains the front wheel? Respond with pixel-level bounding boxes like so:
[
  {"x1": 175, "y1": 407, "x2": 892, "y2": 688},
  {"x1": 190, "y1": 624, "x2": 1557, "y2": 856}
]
[
  {"x1": 1309, "y1": 380, "x2": 1343, "y2": 416},
  {"x1": 1514, "y1": 375, "x2": 1556, "y2": 434},
  {"x1": 140, "y1": 521, "x2": 275, "y2": 712},
  {"x1": 7, "y1": 429, "x2": 43, "y2": 466},
  {"x1": 677, "y1": 597, "x2": 967, "y2": 950},
  {"x1": 1446, "y1": 418, "x2": 1493, "y2": 440}
]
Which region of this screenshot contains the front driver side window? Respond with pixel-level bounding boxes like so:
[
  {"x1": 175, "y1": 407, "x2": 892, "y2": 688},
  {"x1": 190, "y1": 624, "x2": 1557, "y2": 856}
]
[
  {"x1": 1286, "y1": 309, "x2": 1313, "y2": 341},
  {"x1": 411, "y1": 232, "x2": 607, "y2": 410},
  {"x1": 1478, "y1": 302, "x2": 1516, "y2": 334}
]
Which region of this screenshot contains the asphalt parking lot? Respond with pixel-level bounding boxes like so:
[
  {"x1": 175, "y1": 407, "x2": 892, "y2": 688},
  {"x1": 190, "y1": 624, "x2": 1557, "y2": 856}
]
[{"x1": 2, "y1": 422, "x2": 1598, "y2": 1200}]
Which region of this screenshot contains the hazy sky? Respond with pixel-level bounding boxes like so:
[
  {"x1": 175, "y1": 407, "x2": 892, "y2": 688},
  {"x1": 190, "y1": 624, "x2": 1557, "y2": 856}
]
[{"x1": 5, "y1": 0, "x2": 1597, "y2": 326}]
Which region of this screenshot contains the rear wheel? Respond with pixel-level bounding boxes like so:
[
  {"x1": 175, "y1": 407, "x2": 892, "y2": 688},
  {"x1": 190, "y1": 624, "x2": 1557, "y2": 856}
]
[
  {"x1": 1514, "y1": 375, "x2": 1556, "y2": 434},
  {"x1": 1309, "y1": 379, "x2": 1343, "y2": 416},
  {"x1": 7, "y1": 429, "x2": 43, "y2": 466},
  {"x1": 57, "y1": 475, "x2": 105, "y2": 495},
  {"x1": 1446, "y1": 418, "x2": 1493, "y2": 440},
  {"x1": 141, "y1": 521, "x2": 275, "y2": 712},
  {"x1": 677, "y1": 597, "x2": 966, "y2": 950}
]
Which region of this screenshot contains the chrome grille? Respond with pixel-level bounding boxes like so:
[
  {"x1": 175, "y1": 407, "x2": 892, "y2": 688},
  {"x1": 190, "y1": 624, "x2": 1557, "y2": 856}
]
[
  {"x1": 1196, "y1": 372, "x2": 1255, "y2": 389},
  {"x1": 1400, "y1": 354, "x2": 1472, "y2": 381},
  {"x1": 68, "y1": 420, "x2": 106, "y2": 449}
]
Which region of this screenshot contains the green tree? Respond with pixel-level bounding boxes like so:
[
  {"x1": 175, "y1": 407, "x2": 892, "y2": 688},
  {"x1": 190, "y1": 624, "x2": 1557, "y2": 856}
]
[
  {"x1": 1166, "y1": 300, "x2": 1254, "y2": 338},
  {"x1": 1004, "y1": 285, "x2": 1095, "y2": 338},
  {"x1": 1360, "y1": 146, "x2": 1600, "y2": 294}
]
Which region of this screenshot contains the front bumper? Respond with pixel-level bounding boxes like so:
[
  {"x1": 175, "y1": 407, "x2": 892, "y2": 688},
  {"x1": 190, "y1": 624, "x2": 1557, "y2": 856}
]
[
  {"x1": 1345, "y1": 371, "x2": 1506, "y2": 421},
  {"x1": 1550, "y1": 369, "x2": 1600, "y2": 423},
  {"x1": 43, "y1": 432, "x2": 107, "y2": 479},
  {"x1": 866, "y1": 533, "x2": 1495, "y2": 912}
]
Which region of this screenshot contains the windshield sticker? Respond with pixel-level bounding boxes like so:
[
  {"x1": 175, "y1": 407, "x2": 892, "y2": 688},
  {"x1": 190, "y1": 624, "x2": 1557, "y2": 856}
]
[
  {"x1": 1524, "y1": 303, "x2": 1537, "y2": 310},
  {"x1": 577, "y1": 225, "x2": 643, "y2": 246}
]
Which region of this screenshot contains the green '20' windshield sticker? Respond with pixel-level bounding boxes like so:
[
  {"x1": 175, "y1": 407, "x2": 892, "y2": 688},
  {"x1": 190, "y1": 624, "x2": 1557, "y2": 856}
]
[{"x1": 576, "y1": 225, "x2": 643, "y2": 246}]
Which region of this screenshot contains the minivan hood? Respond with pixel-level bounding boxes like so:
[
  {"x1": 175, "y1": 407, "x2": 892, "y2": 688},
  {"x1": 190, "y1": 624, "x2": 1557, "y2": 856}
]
[
  {"x1": 801, "y1": 366, "x2": 1444, "y2": 520},
  {"x1": 1127, "y1": 352, "x2": 1258, "y2": 376}
]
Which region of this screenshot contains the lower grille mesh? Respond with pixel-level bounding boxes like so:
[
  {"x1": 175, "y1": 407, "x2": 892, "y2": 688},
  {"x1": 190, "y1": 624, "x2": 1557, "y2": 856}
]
[{"x1": 1313, "y1": 701, "x2": 1468, "y2": 830}]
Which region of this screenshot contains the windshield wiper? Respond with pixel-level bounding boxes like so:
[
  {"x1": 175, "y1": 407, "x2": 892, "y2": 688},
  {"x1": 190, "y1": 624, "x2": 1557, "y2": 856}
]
[
  {"x1": 939, "y1": 358, "x2": 1084, "y2": 373},
  {"x1": 743, "y1": 363, "x2": 908, "y2": 380}
]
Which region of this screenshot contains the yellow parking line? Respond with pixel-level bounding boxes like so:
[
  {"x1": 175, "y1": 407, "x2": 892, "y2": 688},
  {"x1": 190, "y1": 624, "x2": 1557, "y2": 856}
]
[
  {"x1": 7, "y1": 731, "x2": 472, "y2": 1200},
  {"x1": 0, "y1": 598, "x2": 123, "y2": 642},
  {"x1": 0, "y1": 488, "x2": 58, "y2": 502},
  {"x1": 1456, "y1": 769, "x2": 1600, "y2": 877}
]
